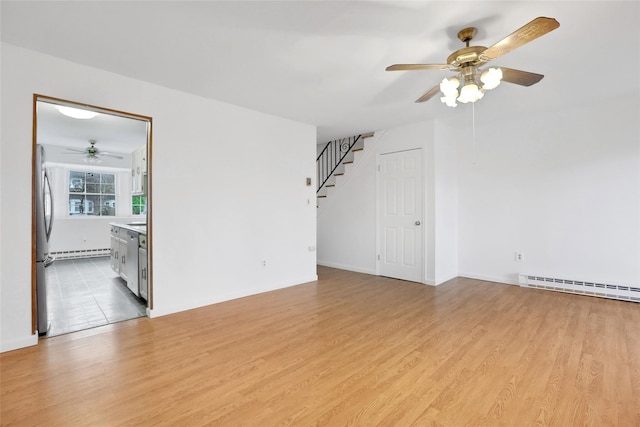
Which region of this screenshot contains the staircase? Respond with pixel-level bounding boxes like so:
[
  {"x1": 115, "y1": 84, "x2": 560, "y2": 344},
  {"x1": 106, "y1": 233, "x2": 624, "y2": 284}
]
[{"x1": 316, "y1": 132, "x2": 374, "y2": 204}]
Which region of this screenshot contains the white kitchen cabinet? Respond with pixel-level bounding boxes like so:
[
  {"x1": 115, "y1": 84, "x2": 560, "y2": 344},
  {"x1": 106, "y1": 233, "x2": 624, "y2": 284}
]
[
  {"x1": 118, "y1": 233, "x2": 128, "y2": 282},
  {"x1": 140, "y1": 146, "x2": 147, "y2": 174},
  {"x1": 110, "y1": 235, "x2": 119, "y2": 272},
  {"x1": 110, "y1": 226, "x2": 121, "y2": 273},
  {"x1": 125, "y1": 230, "x2": 139, "y2": 297},
  {"x1": 131, "y1": 149, "x2": 140, "y2": 194},
  {"x1": 110, "y1": 223, "x2": 146, "y2": 300},
  {"x1": 131, "y1": 145, "x2": 147, "y2": 195}
]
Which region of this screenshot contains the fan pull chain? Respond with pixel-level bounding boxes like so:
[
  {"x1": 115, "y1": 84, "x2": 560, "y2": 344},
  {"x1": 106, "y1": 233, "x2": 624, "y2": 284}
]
[{"x1": 472, "y1": 102, "x2": 476, "y2": 166}]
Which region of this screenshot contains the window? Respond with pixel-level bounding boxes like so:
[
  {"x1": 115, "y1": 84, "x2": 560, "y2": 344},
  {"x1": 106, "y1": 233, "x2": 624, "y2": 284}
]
[
  {"x1": 69, "y1": 171, "x2": 116, "y2": 216},
  {"x1": 132, "y1": 195, "x2": 146, "y2": 215}
]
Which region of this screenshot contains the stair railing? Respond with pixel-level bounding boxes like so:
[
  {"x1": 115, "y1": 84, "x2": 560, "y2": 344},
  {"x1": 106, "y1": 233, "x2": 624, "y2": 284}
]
[{"x1": 316, "y1": 135, "x2": 363, "y2": 193}]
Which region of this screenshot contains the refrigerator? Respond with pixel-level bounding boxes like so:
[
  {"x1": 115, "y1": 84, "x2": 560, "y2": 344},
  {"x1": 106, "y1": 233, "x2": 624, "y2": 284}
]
[{"x1": 35, "y1": 144, "x2": 54, "y2": 335}]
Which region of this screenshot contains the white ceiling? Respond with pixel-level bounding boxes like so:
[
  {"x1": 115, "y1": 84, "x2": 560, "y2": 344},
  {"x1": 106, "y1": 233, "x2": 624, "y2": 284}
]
[
  {"x1": 35, "y1": 99, "x2": 148, "y2": 167},
  {"x1": 2, "y1": 1, "x2": 639, "y2": 143},
  {"x1": 36, "y1": 100, "x2": 148, "y2": 154}
]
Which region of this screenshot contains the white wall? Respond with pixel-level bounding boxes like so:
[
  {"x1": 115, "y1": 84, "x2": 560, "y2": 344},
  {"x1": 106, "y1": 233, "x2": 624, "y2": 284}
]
[
  {"x1": 433, "y1": 122, "x2": 459, "y2": 284},
  {"x1": 317, "y1": 136, "x2": 378, "y2": 274},
  {"x1": 317, "y1": 121, "x2": 459, "y2": 285},
  {"x1": 457, "y1": 96, "x2": 640, "y2": 286},
  {"x1": 1, "y1": 43, "x2": 317, "y2": 352},
  {"x1": 51, "y1": 217, "x2": 140, "y2": 254},
  {"x1": 44, "y1": 161, "x2": 141, "y2": 253},
  {"x1": 317, "y1": 95, "x2": 640, "y2": 290}
]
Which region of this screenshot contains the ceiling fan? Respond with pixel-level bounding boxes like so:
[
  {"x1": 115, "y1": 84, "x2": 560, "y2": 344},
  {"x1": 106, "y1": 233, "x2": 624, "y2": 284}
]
[
  {"x1": 63, "y1": 139, "x2": 124, "y2": 163},
  {"x1": 386, "y1": 17, "x2": 560, "y2": 107}
]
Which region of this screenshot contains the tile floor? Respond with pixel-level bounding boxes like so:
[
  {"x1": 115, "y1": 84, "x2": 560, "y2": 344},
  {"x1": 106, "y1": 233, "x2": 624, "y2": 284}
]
[{"x1": 45, "y1": 256, "x2": 146, "y2": 337}]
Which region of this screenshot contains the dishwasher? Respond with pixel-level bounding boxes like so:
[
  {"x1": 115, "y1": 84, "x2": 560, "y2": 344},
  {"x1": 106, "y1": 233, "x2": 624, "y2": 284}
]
[
  {"x1": 138, "y1": 234, "x2": 148, "y2": 301},
  {"x1": 126, "y1": 230, "x2": 139, "y2": 297}
]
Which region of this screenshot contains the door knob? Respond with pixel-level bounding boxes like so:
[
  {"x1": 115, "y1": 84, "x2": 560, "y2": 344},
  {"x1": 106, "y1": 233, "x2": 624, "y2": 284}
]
[{"x1": 415, "y1": 220, "x2": 421, "y2": 226}]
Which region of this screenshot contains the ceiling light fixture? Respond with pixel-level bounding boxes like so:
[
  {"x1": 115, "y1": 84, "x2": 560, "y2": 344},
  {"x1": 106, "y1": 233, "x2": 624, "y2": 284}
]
[
  {"x1": 440, "y1": 66, "x2": 502, "y2": 108},
  {"x1": 56, "y1": 105, "x2": 98, "y2": 120},
  {"x1": 83, "y1": 155, "x2": 102, "y2": 164}
]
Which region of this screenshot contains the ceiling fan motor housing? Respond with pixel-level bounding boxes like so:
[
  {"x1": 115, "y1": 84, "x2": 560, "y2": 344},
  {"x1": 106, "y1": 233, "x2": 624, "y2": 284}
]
[
  {"x1": 447, "y1": 46, "x2": 486, "y2": 68},
  {"x1": 87, "y1": 139, "x2": 99, "y2": 156}
]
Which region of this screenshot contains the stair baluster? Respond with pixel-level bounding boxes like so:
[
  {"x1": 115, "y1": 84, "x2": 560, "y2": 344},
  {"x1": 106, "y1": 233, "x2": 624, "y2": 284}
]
[{"x1": 316, "y1": 135, "x2": 363, "y2": 194}]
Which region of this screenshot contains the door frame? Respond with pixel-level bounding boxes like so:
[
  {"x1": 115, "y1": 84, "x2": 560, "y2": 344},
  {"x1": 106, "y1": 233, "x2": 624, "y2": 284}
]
[
  {"x1": 375, "y1": 147, "x2": 425, "y2": 283},
  {"x1": 31, "y1": 94, "x2": 154, "y2": 335}
]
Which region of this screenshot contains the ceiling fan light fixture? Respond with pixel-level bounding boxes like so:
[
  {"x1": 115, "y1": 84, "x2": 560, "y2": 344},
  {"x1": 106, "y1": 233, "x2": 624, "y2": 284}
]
[
  {"x1": 83, "y1": 155, "x2": 102, "y2": 164},
  {"x1": 387, "y1": 17, "x2": 559, "y2": 108},
  {"x1": 439, "y1": 77, "x2": 459, "y2": 96},
  {"x1": 439, "y1": 77, "x2": 460, "y2": 107},
  {"x1": 56, "y1": 105, "x2": 98, "y2": 120},
  {"x1": 440, "y1": 95, "x2": 458, "y2": 108},
  {"x1": 458, "y1": 83, "x2": 484, "y2": 104},
  {"x1": 480, "y1": 67, "x2": 503, "y2": 90}
]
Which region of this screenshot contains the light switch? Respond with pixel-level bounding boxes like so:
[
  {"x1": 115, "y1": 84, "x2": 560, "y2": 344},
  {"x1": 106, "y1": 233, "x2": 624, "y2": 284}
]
[{"x1": 306, "y1": 177, "x2": 312, "y2": 186}]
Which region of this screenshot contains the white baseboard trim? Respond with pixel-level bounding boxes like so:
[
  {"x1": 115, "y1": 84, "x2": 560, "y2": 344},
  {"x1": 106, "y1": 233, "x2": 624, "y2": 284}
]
[
  {"x1": 317, "y1": 261, "x2": 376, "y2": 275},
  {"x1": 149, "y1": 274, "x2": 319, "y2": 318},
  {"x1": 458, "y1": 271, "x2": 518, "y2": 286},
  {"x1": 1, "y1": 334, "x2": 38, "y2": 353},
  {"x1": 433, "y1": 273, "x2": 459, "y2": 286}
]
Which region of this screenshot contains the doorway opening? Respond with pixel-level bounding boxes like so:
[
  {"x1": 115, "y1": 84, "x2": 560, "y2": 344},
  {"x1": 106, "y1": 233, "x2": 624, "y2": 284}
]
[{"x1": 32, "y1": 95, "x2": 153, "y2": 338}]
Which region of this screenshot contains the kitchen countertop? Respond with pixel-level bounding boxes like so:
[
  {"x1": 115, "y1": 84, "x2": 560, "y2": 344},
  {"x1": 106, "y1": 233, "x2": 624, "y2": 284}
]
[{"x1": 110, "y1": 222, "x2": 147, "y2": 235}]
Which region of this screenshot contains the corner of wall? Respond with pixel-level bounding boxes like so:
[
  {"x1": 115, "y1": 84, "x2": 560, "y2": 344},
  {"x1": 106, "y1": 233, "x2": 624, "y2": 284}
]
[{"x1": 1, "y1": 335, "x2": 38, "y2": 353}]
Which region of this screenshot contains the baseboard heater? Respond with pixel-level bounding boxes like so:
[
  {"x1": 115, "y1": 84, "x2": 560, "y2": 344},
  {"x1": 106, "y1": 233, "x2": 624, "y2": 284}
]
[
  {"x1": 50, "y1": 248, "x2": 111, "y2": 260},
  {"x1": 519, "y1": 274, "x2": 640, "y2": 303}
]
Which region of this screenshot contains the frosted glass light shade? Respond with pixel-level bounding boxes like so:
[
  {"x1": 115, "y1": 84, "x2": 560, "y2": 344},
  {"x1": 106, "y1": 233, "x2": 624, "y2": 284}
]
[
  {"x1": 439, "y1": 77, "x2": 459, "y2": 96},
  {"x1": 481, "y1": 67, "x2": 503, "y2": 90},
  {"x1": 458, "y1": 83, "x2": 484, "y2": 103},
  {"x1": 83, "y1": 155, "x2": 102, "y2": 164},
  {"x1": 440, "y1": 95, "x2": 458, "y2": 107}
]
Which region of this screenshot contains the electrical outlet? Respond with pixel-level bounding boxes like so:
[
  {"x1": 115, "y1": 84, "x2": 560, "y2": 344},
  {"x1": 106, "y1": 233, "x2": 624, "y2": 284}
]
[
  {"x1": 515, "y1": 252, "x2": 524, "y2": 262},
  {"x1": 262, "y1": 260, "x2": 267, "y2": 267}
]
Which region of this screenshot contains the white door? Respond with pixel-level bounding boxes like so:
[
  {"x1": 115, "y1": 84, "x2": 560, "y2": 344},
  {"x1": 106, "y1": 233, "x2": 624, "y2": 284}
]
[{"x1": 378, "y1": 149, "x2": 423, "y2": 282}]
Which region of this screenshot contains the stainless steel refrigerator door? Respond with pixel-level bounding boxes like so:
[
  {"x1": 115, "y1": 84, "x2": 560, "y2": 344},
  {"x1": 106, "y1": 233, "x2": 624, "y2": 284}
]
[
  {"x1": 35, "y1": 145, "x2": 55, "y2": 335},
  {"x1": 36, "y1": 260, "x2": 50, "y2": 335},
  {"x1": 44, "y1": 168, "x2": 53, "y2": 240},
  {"x1": 35, "y1": 146, "x2": 46, "y2": 261}
]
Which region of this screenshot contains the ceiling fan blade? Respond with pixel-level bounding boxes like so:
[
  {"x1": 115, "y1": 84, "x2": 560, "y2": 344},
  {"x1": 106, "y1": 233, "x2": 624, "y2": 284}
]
[
  {"x1": 499, "y1": 67, "x2": 544, "y2": 86},
  {"x1": 386, "y1": 64, "x2": 449, "y2": 71},
  {"x1": 64, "y1": 148, "x2": 87, "y2": 153},
  {"x1": 479, "y1": 17, "x2": 560, "y2": 62},
  {"x1": 415, "y1": 85, "x2": 441, "y2": 103},
  {"x1": 101, "y1": 152, "x2": 124, "y2": 160}
]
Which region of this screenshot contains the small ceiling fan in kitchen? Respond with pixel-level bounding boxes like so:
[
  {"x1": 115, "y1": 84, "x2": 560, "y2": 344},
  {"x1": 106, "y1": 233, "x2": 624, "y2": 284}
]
[
  {"x1": 63, "y1": 139, "x2": 123, "y2": 163},
  {"x1": 386, "y1": 16, "x2": 560, "y2": 107}
]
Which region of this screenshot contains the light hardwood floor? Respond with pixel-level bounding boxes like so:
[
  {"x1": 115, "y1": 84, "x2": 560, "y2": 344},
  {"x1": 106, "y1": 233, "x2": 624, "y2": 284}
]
[{"x1": 2, "y1": 266, "x2": 639, "y2": 426}]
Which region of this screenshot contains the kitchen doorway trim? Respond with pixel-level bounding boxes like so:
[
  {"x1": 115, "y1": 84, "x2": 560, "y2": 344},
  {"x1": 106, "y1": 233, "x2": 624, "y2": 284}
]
[{"x1": 31, "y1": 94, "x2": 154, "y2": 335}]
